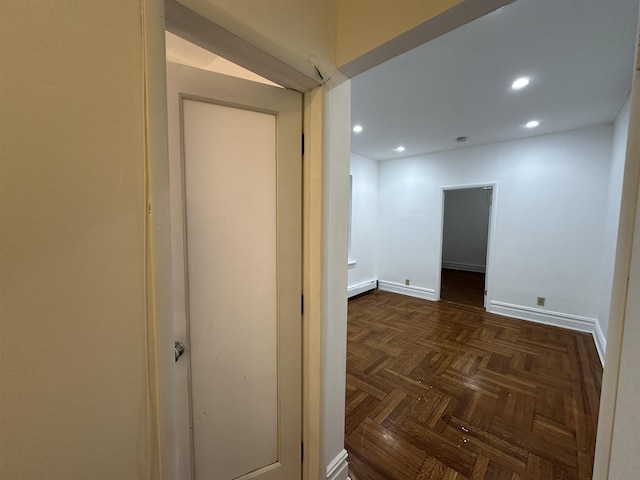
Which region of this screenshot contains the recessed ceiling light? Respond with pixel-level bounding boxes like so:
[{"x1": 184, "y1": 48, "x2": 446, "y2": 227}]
[
  {"x1": 352, "y1": 125, "x2": 363, "y2": 133},
  {"x1": 394, "y1": 146, "x2": 406, "y2": 152},
  {"x1": 525, "y1": 120, "x2": 540, "y2": 128},
  {"x1": 511, "y1": 77, "x2": 530, "y2": 90}
]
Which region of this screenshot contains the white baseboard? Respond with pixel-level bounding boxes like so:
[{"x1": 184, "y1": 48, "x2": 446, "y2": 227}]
[
  {"x1": 347, "y1": 279, "x2": 377, "y2": 298},
  {"x1": 489, "y1": 300, "x2": 597, "y2": 333},
  {"x1": 378, "y1": 280, "x2": 436, "y2": 301},
  {"x1": 489, "y1": 300, "x2": 606, "y2": 366},
  {"x1": 326, "y1": 449, "x2": 349, "y2": 480},
  {"x1": 593, "y1": 321, "x2": 607, "y2": 366},
  {"x1": 346, "y1": 285, "x2": 607, "y2": 365},
  {"x1": 442, "y1": 261, "x2": 486, "y2": 273}
]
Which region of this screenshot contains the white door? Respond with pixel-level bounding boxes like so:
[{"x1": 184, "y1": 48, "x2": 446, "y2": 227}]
[{"x1": 166, "y1": 61, "x2": 302, "y2": 480}]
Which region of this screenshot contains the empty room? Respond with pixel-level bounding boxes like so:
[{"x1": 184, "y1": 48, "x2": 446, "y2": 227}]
[{"x1": 345, "y1": 0, "x2": 637, "y2": 478}]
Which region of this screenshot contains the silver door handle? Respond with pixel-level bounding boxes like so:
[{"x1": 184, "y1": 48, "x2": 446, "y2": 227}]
[{"x1": 175, "y1": 341, "x2": 185, "y2": 362}]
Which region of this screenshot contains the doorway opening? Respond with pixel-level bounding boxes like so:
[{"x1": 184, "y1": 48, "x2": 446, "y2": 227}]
[
  {"x1": 439, "y1": 186, "x2": 493, "y2": 310},
  {"x1": 164, "y1": 31, "x2": 303, "y2": 480}
]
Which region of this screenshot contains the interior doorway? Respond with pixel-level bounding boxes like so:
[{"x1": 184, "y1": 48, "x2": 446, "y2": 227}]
[
  {"x1": 165, "y1": 39, "x2": 303, "y2": 480},
  {"x1": 439, "y1": 186, "x2": 493, "y2": 309}
]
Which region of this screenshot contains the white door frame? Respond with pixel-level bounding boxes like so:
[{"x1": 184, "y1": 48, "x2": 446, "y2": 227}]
[
  {"x1": 155, "y1": 4, "x2": 326, "y2": 480},
  {"x1": 435, "y1": 182, "x2": 498, "y2": 308}
]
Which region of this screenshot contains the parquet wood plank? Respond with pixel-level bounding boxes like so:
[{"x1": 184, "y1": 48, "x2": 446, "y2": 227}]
[
  {"x1": 370, "y1": 389, "x2": 408, "y2": 424},
  {"x1": 399, "y1": 417, "x2": 479, "y2": 476},
  {"x1": 440, "y1": 269, "x2": 485, "y2": 309},
  {"x1": 348, "y1": 369, "x2": 392, "y2": 399},
  {"x1": 347, "y1": 416, "x2": 427, "y2": 480},
  {"x1": 345, "y1": 290, "x2": 602, "y2": 480},
  {"x1": 346, "y1": 393, "x2": 380, "y2": 435},
  {"x1": 416, "y1": 456, "x2": 469, "y2": 480},
  {"x1": 441, "y1": 414, "x2": 530, "y2": 474},
  {"x1": 469, "y1": 455, "x2": 490, "y2": 480}
]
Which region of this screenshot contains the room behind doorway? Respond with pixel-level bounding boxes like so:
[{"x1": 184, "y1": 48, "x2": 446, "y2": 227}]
[{"x1": 440, "y1": 187, "x2": 492, "y2": 309}]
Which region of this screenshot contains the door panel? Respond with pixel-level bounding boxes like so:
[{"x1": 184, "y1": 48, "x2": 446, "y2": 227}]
[
  {"x1": 184, "y1": 99, "x2": 278, "y2": 478},
  {"x1": 166, "y1": 61, "x2": 302, "y2": 480}
]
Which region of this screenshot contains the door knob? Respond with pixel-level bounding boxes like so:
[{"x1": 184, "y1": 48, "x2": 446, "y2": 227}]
[{"x1": 175, "y1": 341, "x2": 185, "y2": 362}]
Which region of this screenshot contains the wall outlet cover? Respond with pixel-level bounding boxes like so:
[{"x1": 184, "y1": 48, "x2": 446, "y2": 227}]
[{"x1": 537, "y1": 297, "x2": 545, "y2": 306}]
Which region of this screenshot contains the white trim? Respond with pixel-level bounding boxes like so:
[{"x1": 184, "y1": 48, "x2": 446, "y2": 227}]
[
  {"x1": 489, "y1": 301, "x2": 597, "y2": 333},
  {"x1": 326, "y1": 449, "x2": 349, "y2": 480},
  {"x1": 347, "y1": 279, "x2": 377, "y2": 298},
  {"x1": 378, "y1": 280, "x2": 436, "y2": 301},
  {"x1": 441, "y1": 261, "x2": 486, "y2": 273},
  {"x1": 594, "y1": 321, "x2": 607, "y2": 366}
]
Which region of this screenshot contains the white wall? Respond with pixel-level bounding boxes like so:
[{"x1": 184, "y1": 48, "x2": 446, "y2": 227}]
[
  {"x1": 442, "y1": 188, "x2": 490, "y2": 272},
  {"x1": 597, "y1": 95, "x2": 632, "y2": 353},
  {"x1": 378, "y1": 125, "x2": 613, "y2": 328},
  {"x1": 321, "y1": 80, "x2": 351, "y2": 480},
  {"x1": 348, "y1": 153, "x2": 378, "y2": 296}
]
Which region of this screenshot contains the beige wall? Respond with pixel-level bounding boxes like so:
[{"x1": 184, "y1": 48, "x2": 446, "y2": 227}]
[
  {"x1": 335, "y1": 0, "x2": 461, "y2": 67},
  {"x1": 0, "y1": 1, "x2": 160, "y2": 478}
]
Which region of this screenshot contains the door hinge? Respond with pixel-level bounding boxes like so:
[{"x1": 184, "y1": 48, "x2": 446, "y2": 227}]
[
  {"x1": 484, "y1": 290, "x2": 487, "y2": 296},
  {"x1": 301, "y1": 133, "x2": 305, "y2": 155},
  {"x1": 301, "y1": 295, "x2": 304, "y2": 314}
]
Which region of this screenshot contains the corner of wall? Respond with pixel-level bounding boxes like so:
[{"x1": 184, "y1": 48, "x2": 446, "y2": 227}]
[
  {"x1": 321, "y1": 79, "x2": 351, "y2": 477},
  {"x1": 347, "y1": 279, "x2": 377, "y2": 298},
  {"x1": 594, "y1": 320, "x2": 607, "y2": 366}
]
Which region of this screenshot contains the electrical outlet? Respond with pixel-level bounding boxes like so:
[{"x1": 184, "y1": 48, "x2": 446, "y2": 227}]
[
  {"x1": 537, "y1": 297, "x2": 545, "y2": 307},
  {"x1": 405, "y1": 279, "x2": 410, "y2": 286}
]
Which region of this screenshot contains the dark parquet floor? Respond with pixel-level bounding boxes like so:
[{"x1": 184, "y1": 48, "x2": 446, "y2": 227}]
[
  {"x1": 345, "y1": 290, "x2": 602, "y2": 480},
  {"x1": 440, "y1": 269, "x2": 485, "y2": 310}
]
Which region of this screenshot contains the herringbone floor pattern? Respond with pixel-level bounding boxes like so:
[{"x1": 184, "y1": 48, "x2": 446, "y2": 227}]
[{"x1": 345, "y1": 290, "x2": 602, "y2": 480}]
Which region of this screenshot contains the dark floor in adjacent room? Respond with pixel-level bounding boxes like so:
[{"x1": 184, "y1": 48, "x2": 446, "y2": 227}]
[
  {"x1": 345, "y1": 290, "x2": 602, "y2": 480},
  {"x1": 440, "y1": 268, "x2": 486, "y2": 310}
]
